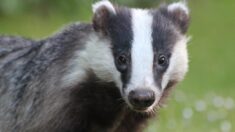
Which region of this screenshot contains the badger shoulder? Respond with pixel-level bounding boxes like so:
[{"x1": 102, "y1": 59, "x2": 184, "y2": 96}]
[
  {"x1": 0, "y1": 23, "x2": 93, "y2": 57},
  {"x1": 44, "y1": 23, "x2": 94, "y2": 46},
  {"x1": 0, "y1": 36, "x2": 35, "y2": 57}
]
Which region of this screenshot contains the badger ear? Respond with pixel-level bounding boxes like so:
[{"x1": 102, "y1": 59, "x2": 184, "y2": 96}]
[
  {"x1": 92, "y1": 0, "x2": 116, "y2": 35},
  {"x1": 163, "y1": 2, "x2": 190, "y2": 34}
]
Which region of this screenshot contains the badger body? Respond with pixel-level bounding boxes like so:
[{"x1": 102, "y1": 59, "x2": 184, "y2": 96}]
[{"x1": 0, "y1": 1, "x2": 190, "y2": 132}]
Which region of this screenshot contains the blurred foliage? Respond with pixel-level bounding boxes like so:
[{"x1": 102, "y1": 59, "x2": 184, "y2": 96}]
[
  {"x1": 0, "y1": 0, "x2": 92, "y2": 16},
  {"x1": 0, "y1": 0, "x2": 174, "y2": 38},
  {"x1": 0, "y1": 0, "x2": 176, "y2": 16}
]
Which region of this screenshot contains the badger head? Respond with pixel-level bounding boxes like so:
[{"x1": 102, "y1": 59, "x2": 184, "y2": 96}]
[{"x1": 92, "y1": 0, "x2": 190, "y2": 113}]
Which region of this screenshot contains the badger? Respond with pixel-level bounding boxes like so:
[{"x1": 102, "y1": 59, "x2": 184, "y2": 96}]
[{"x1": 0, "y1": 0, "x2": 190, "y2": 132}]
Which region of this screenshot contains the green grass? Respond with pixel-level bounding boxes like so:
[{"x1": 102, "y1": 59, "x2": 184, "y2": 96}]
[{"x1": 0, "y1": 0, "x2": 234, "y2": 131}]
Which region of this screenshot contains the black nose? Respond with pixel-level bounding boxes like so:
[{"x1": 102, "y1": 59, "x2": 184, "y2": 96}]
[{"x1": 128, "y1": 89, "x2": 155, "y2": 109}]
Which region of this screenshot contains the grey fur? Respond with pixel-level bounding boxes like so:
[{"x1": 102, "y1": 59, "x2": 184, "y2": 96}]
[{"x1": 0, "y1": 24, "x2": 94, "y2": 131}]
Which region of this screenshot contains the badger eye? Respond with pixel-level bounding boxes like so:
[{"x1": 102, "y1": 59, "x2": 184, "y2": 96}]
[
  {"x1": 116, "y1": 54, "x2": 128, "y2": 72},
  {"x1": 118, "y1": 55, "x2": 127, "y2": 65},
  {"x1": 158, "y1": 55, "x2": 168, "y2": 66}
]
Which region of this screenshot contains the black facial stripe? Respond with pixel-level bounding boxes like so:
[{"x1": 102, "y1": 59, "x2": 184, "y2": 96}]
[
  {"x1": 151, "y1": 10, "x2": 179, "y2": 88},
  {"x1": 107, "y1": 7, "x2": 133, "y2": 89}
]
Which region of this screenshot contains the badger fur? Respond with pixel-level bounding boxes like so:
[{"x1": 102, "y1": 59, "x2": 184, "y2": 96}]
[{"x1": 0, "y1": 0, "x2": 190, "y2": 132}]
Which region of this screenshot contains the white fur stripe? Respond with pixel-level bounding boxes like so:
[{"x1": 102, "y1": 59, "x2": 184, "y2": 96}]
[
  {"x1": 161, "y1": 36, "x2": 189, "y2": 89},
  {"x1": 62, "y1": 33, "x2": 121, "y2": 89},
  {"x1": 129, "y1": 9, "x2": 155, "y2": 90}
]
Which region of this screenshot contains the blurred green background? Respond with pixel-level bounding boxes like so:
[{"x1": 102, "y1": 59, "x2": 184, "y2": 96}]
[{"x1": 0, "y1": 0, "x2": 234, "y2": 132}]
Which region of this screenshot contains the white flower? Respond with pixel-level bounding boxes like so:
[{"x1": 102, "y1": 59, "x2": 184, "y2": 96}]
[
  {"x1": 220, "y1": 120, "x2": 232, "y2": 132},
  {"x1": 212, "y1": 96, "x2": 224, "y2": 108},
  {"x1": 195, "y1": 100, "x2": 207, "y2": 112},
  {"x1": 224, "y1": 97, "x2": 234, "y2": 110},
  {"x1": 182, "y1": 107, "x2": 193, "y2": 119}
]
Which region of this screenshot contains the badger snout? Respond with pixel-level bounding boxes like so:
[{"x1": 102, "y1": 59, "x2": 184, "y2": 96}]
[{"x1": 128, "y1": 89, "x2": 155, "y2": 110}]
